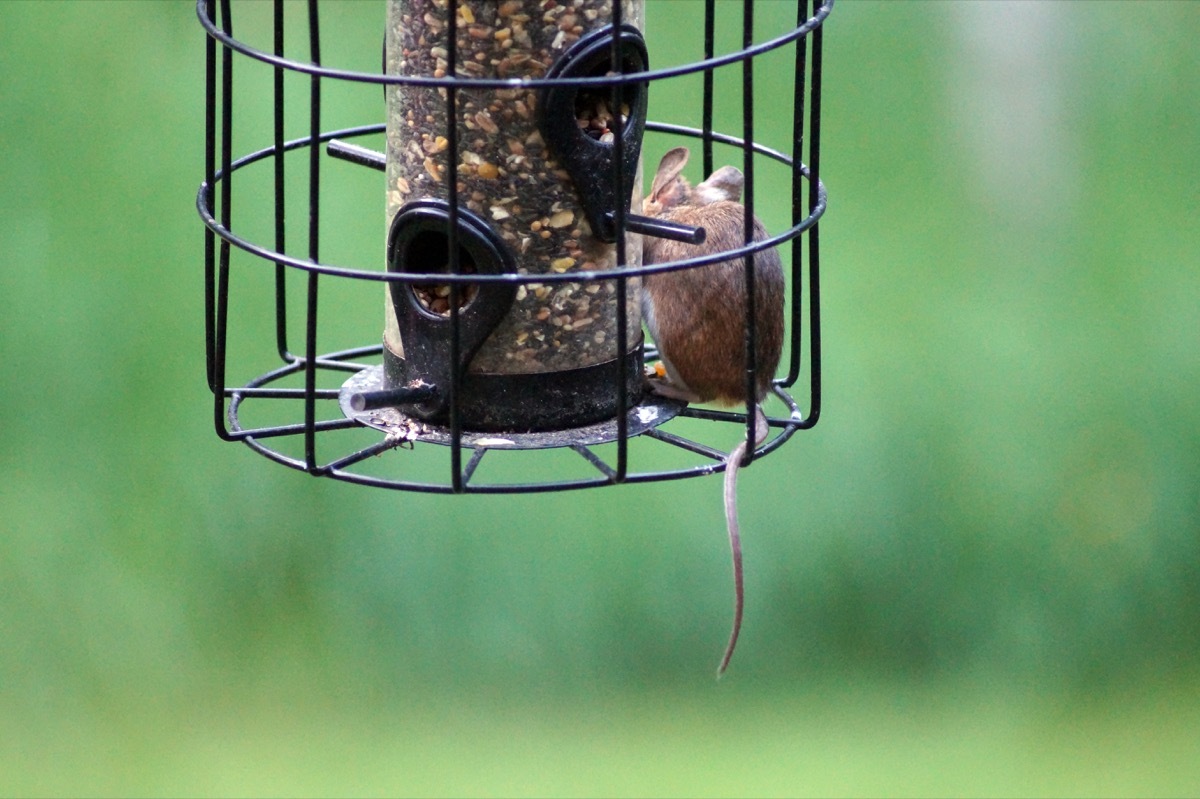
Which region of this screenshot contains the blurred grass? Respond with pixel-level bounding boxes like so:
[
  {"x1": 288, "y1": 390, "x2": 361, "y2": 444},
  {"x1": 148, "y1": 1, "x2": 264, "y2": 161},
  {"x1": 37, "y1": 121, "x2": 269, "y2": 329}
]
[
  {"x1": 6, "y1": 676, "x2": 1200, "y2": 797},
  {"x1": 1, "y1": 0, "x2": 1198, "y2": 796}
]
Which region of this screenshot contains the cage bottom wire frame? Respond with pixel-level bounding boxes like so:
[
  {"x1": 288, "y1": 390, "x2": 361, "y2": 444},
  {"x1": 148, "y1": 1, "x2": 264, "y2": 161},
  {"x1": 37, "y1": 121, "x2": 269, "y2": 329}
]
[
  {"x1": 226, "y1": 343, "x2": 808, "y2": 495},
  {"x1": 198, "y1": 0, "x2": 828, "y2": 494}
]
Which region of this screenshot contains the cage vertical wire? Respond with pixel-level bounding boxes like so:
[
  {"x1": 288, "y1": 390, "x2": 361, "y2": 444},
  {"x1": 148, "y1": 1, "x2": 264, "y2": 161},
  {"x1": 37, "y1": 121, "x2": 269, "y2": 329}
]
[{"x1": 197, "y1": 0, "x2": 830, "y2": 494}]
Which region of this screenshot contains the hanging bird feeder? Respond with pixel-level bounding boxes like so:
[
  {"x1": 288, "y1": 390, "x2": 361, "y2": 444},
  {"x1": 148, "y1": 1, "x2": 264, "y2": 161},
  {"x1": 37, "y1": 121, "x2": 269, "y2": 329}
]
[{"x1": 197, "y1": 0, "x2": 830, "y2": 493}]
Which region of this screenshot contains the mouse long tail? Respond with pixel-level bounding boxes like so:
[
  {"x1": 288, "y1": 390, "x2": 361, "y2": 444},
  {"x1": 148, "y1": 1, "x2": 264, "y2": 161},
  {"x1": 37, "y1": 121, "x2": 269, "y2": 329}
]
[
  {"x1": 716, "y1": 407, "x2": 768, "y2": 678},
  {"x1": 717, "y1": 438, "x2": 747, "y2": 678}
]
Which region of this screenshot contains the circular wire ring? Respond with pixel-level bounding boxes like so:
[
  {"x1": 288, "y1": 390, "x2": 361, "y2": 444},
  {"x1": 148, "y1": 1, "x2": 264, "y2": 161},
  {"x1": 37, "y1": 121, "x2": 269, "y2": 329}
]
[
  {"x1": 197, "y1": 123, "x2": 826, "y2": 284},
  {"x1": 196, "y1": 0, "x2": 833, "y2": 90}
]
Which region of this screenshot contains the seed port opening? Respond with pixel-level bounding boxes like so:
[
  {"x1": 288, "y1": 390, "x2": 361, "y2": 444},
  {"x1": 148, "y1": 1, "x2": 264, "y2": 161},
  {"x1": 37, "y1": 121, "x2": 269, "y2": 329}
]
[
  {"x1": 404, "y1": 230, "x2": 480, "y2": 318},
  {"x1": 574, "y1": 61, "x2": 639, "y2": 146}
]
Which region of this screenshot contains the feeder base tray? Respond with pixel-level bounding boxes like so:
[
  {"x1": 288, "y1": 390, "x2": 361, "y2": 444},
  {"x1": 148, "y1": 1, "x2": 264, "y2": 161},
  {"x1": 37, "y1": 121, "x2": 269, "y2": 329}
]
[{"x1": 338, "y1": 364, "x2": 686, "y2": 451}]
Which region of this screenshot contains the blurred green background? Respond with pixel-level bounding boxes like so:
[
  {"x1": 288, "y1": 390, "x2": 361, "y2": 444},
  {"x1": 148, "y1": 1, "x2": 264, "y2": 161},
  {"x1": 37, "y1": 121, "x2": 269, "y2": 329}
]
[{"x1": 2, "y1": 1, "x2": 1198, "y2": 796}]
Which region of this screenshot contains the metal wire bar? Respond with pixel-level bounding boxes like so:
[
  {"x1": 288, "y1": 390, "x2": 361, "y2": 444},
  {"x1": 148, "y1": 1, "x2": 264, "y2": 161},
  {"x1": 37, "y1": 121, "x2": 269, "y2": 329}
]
[
  {"x1": 461, "y1": 448, "x2": 487, "y2": 486},
  {"x1": 610, "y1": 6, "x2": 629, "y2": 483},
  {"x1": 786, "y1": 0, "x2": 809, "y2": 388},
  {"x1": 309, "y1": 358, "x2": 378, "y2": 373},
  {"x1": 702, "y1": 0, "x2": 716, "y2": 176},
  {"x1": 273, "y1": 0, "x2": 291, "y2": 362},
  {"x1": 223, "y1": 387, "x2": 342, "y2": 399},
  {"x1": 571, "y1": 444, "x2": 618, "y2": 481},
  {"x1": 677, "y1": 406, "x2": 794, "y2": 432},
  {"x1": 328, "y1": 468, "x2": 612, "y2": 496},
  {"x1": 321, "y1": 437, "x2": 412, "y2": 472},
  {"x1": 642, "y1": 428, "x2": 728, "y2": 463},
  {"x1": 803, "y1": 0, "x2": 824, "y2": 427},
  {"x1": 302, "y1": 0, "x2": 321, "y2": 473},
  {"x1": 228, "y1": 418, "x2": 359, "y2": 441},
  {"x1": 212, "y1": 0, "x2": 235, "y2": 443},
  {"x1": 445, "y1": 3, "x2": 465, "y2": 493},
  {"x1": 740, "y1": 0, "x2": 761, "y2": 466},
  {"x1": 203, "y1": 0, "x2": 217, "y2": 392}
]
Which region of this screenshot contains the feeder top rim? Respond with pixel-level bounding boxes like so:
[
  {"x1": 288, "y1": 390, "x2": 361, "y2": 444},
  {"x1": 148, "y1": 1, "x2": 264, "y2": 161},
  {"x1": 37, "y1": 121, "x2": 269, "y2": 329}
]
[{"x1": 197, "y1": 0, "x2": 833, "y2": 90}]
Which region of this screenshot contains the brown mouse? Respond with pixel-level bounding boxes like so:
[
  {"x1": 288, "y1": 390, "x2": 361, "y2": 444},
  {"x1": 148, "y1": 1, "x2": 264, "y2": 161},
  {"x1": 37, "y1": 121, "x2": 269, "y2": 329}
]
[{"x1": 641, "y1": 146, "x2": 785, "y2": 676}]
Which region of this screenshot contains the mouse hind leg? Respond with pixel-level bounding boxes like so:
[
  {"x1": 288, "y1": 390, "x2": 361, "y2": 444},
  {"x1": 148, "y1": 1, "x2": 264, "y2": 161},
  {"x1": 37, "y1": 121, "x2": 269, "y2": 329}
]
[
  {"x1": 646, "y1": 373, "x2": 704, "y2": 404},
  {"x1": 645, "y1": 353, "x2": 705, "y2": 404}
]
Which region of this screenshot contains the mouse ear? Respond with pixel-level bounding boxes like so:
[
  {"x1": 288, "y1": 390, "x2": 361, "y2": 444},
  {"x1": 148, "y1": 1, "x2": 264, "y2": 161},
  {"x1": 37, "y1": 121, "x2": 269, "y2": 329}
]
[
  {"x1": 649, "y1": 146, "x2": 690, "y2": 202},
  {"x1": 694, "y1": 165, "x2": 744, "y2": 204}
]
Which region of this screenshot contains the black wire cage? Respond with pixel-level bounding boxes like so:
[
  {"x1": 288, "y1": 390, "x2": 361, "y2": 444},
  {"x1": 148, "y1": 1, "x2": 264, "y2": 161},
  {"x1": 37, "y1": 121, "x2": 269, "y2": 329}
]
[{"x1": 198, "y1": 0, "x2": 829, "y2": 494}]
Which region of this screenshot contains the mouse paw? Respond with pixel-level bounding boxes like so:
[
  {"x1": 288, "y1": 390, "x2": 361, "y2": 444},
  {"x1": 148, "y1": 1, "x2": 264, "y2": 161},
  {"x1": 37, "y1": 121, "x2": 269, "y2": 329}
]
[
  {"x1": 642, "y1": 361, "x2": 666, "y2": 380},
  {"x1": 645, "y1": 370, "x2": 703, "y2": 404}
]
